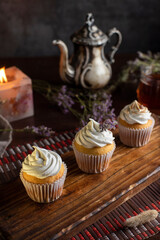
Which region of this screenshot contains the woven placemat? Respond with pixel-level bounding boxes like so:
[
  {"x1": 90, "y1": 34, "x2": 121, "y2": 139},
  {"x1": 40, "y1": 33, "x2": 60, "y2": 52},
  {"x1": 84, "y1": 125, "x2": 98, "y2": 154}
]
[
  {"x1": 70, "y1": 179, "x2": 160, "y2": 240},
  {"x1": 0, "y1": 129, "x2": 78, "y2": 184},
  {"x1": 1, "y1": 129, "x2": 159, "y2": 239}
]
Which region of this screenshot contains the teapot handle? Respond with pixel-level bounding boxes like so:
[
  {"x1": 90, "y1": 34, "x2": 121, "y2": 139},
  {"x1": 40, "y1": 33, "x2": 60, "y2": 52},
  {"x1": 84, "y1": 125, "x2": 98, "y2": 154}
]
[{"x1": 107, "y1": 28, "x2": 122, "y2": 64}]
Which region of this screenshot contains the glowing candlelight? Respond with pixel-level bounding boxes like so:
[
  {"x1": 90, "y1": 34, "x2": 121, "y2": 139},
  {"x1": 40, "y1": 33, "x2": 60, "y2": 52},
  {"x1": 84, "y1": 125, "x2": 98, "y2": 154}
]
[{"x1": 0, "y1": 67, "x2": 8, "y2": 83}]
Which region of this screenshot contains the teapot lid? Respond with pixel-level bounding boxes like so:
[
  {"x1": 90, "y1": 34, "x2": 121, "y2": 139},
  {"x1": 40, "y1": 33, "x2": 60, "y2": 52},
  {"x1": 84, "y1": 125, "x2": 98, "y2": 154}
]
[{"x1": 71, "y1": 13, "x2": 108, "y2": 46}]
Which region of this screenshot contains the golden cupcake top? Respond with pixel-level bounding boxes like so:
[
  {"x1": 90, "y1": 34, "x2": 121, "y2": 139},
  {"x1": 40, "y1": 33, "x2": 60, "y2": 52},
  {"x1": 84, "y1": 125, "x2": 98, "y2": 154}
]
[
  {"x1": 22, "y1": 146, "x2": 62, "y2": 179},
  {"x1": 119, "y1": 100, "x2": 151, "y2": 125},
  {"x1": 75, "y1": 118, "x2": 114, "y2": 148}
]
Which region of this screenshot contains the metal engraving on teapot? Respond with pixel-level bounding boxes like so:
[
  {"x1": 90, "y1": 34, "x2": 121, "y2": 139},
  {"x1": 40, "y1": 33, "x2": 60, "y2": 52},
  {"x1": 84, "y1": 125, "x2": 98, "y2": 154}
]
[{"x1": 53, "y1": 13, "x2": 122, "y2": 89}]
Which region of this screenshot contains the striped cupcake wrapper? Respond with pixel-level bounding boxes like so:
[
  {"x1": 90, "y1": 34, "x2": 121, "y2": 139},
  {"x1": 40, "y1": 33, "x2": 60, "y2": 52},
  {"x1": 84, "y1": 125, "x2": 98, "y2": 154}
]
[
  {"x1": 118, "y1": 117, "x2": 155, "y2": 147},
  {"x1": 20, "y1": 162, "x2": 67, "y2": 203},
  {"x1": 72, "y1": 141, "x2": 116, "y2": 173}
]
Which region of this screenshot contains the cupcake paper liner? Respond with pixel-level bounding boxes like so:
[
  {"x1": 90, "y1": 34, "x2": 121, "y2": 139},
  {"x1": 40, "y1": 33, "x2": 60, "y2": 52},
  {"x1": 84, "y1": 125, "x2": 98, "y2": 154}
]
[
  {"x1": 118, "y1": 117, "x2": 155, "y2": 147},
  {"x1": 20, "y1": 162, "x2": 67, "y2": 203},
  {"x1": 72, "y1": 141, "x2": 116, "y2": 173}
]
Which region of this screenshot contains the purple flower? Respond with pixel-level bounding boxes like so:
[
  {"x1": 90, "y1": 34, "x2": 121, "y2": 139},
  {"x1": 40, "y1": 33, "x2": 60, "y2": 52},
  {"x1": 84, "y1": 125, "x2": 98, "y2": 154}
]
[
  {"x1": 86, "y1": 94, "x2": 117, "y2": 130},
  {"x1": 99, "y1": 118, "x2": 118, "y2": 131},
  {"x1": 49, "y1": 85, "x2": 117, "y2": 130},
  {"x1": 55, "y1": 85, "x2": 75, "y2": 113},
  {"x1": 61, "y1": 85, "x2": 67, "y2": 94},
  {"x1": 24, "y1": 125, "x2": 55, "y2": 137}
]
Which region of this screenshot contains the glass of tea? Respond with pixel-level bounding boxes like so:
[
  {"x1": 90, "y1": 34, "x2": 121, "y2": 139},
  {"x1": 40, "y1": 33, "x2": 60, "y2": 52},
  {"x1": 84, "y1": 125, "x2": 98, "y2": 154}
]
[{"x1": 137, "y1": 66, "x2": 160, "y2": 115}]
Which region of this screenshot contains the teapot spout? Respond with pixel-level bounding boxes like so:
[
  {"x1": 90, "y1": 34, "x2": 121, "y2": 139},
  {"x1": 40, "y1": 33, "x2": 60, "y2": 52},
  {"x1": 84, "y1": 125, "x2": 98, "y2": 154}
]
[{"x1": 52, "y1": 40, "x2": 74, "y2": 83}]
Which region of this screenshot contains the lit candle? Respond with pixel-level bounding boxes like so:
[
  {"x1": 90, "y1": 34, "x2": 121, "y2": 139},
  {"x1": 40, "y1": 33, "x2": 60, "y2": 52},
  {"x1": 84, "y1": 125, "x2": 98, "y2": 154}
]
[{"x1": 0, "y1": 66, "x2": 34, "y2": 122}]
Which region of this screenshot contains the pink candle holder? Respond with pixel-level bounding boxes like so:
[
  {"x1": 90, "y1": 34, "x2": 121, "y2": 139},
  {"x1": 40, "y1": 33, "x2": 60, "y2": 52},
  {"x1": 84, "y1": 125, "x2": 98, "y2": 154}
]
[{"x1": 0, "y1": 66, "x2": 34, "y2": 122}]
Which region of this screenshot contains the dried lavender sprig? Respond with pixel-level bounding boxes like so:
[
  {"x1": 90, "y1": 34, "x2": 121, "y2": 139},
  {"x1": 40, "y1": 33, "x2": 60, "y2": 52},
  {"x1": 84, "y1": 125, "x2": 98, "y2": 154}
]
[
  {"x1": 99, "y1": 118, "x2": 118, "y2": 131},
  {"x1": 0, "y1": 125, "x2": 55, "y2": 138},
  {"x1": 24, "y1": 125, "x2": 55, "y2": 137},
  {"x1": 33, "y1": 81, "x2": 118, "y2": 130},
  {"x1": 55, "y1": 85, "x2": 75, "y2": 114},
  {"x1": 118, "y1": 51, "x2": 160, "y2": 84}
]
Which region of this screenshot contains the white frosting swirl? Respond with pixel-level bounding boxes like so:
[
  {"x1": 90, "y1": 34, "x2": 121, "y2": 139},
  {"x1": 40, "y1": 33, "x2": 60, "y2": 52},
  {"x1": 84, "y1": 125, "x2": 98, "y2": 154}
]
[
  {"x1": 22, "y1": 146, "x2": 62, "y2": 179},
  {"x1": 119, "y1": 100, "x2": 151, "y2": 124},
  {"x1": 75, "y1": 119, "x2": 114, "y2": 148}
]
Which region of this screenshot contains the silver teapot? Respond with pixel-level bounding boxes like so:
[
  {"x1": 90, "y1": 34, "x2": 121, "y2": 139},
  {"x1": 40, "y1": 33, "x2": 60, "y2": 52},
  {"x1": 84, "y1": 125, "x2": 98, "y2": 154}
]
[{"x1": 53, "y1": 13, "x2": 122, "y2": 89}]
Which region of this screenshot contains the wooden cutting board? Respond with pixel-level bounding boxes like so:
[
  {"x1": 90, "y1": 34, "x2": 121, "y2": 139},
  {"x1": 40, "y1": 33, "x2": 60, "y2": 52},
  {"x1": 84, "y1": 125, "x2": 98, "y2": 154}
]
[{"x1": 0, "y1": 123, "x2": 160, "y2": 240}]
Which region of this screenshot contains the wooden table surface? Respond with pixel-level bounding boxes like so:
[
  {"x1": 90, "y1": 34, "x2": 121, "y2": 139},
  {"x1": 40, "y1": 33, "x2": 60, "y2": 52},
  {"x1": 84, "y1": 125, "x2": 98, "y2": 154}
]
[{"x1": 0, "y1": 55, "x2": 159, "y2": 240}]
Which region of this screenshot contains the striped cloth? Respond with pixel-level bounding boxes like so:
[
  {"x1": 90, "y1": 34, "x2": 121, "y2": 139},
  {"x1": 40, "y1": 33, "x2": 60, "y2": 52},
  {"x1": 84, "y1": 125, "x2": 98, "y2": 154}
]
[{"x1": 70, "y1": 179, "x2": 160, "y2": 240}]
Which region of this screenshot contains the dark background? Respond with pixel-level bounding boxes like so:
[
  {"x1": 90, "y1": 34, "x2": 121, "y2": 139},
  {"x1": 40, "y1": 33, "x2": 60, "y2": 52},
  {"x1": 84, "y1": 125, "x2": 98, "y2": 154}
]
[{"x1": 0, "y1": 0, "x2": 160, "y2": 58}]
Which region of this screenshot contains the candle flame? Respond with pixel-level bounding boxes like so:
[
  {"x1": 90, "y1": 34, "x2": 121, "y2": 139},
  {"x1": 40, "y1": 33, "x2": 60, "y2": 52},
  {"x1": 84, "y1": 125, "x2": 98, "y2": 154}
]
[{"x1": 0, "y1": 67, "x2": 8, "y2": 83}]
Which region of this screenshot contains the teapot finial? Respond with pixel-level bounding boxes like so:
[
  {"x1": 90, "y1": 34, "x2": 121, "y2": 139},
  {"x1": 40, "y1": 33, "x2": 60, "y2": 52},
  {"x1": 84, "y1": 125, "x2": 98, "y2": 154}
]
[{"x1": 85, "y1": 13, "x2": 94, "y2": 26}]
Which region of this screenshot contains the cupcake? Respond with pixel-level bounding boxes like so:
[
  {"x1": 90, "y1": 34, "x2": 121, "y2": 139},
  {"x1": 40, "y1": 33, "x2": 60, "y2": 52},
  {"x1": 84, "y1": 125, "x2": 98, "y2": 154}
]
[
  {"x1": 118, "y1": 100, "x2": 155, "y2": 147},
  {"x1": 20, "y1": 146, "x2": 67, "y2": 203},
  {"x1": 72, "y1": 119, "x2": 115, "y2": 173}
]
